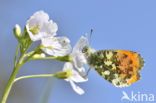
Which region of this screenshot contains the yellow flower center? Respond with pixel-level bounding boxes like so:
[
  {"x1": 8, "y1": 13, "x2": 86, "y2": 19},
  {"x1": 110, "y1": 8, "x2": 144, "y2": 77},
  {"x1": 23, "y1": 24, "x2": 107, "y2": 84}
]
[{"x1": 29, "y1": 24, "x2": 40, "y2": 35}]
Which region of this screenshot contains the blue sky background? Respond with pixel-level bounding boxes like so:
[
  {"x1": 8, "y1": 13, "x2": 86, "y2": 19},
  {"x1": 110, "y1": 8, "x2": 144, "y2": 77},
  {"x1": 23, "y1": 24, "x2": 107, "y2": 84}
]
[{"x1": 0, "y1": 0, "x2": 156, "y2": 103}]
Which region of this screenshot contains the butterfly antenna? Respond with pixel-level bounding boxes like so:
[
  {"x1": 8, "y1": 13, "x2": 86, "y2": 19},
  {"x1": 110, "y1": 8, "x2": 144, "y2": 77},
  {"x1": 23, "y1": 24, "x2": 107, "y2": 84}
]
[{"x1": 89, "y1": 28, "x2": 93, "y2": 46}]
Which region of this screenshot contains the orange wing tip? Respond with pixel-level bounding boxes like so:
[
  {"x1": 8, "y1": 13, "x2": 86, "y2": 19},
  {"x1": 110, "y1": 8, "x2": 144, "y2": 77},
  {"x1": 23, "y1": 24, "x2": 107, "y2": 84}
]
[
  {"x1": 128, "y1": 73, "x2": 141, "y2": 85},
  {"x1": 117, "y1": 50, "x2": 145, "y2": 71}
]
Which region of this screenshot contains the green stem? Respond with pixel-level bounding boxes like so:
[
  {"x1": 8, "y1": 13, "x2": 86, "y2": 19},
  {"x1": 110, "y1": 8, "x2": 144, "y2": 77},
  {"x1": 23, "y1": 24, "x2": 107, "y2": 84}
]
[
  {"x1": 0, "y1": 54, "x2": 25, "y2": 103},
  {"x1": 14, "y1": 43, "x2": 21, "y2": 67},
  {"x1": 24, "y1": 55, "x2": 72, "y2": 64},
  {"x1": 31, "y1": 56, "x2": 58, "y2": 60},
  {"x1": 14, "y1": 74, "x2": 56, "y2": 83},
  {"x1": 22, "y1": 51, "x2": 36, "y2": 64},
  {"x1": 31, "y1": 55, "x2": 72, "y2": 62},
  {"x1": 24, "y1": 51, "x2": 35, "y2": 58}
]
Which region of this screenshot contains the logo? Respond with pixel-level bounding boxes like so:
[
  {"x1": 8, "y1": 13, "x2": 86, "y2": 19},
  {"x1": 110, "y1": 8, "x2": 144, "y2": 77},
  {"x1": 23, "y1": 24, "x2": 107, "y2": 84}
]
[{"x1": 121, "y1": 91, "x2": 155, "y2": 102}]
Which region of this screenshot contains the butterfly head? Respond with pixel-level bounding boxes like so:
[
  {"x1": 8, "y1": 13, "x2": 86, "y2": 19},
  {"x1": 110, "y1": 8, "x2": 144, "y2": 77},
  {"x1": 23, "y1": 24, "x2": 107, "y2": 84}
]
[{"x1": 82, "y1": 45, "x2": 95, "y2": 56}]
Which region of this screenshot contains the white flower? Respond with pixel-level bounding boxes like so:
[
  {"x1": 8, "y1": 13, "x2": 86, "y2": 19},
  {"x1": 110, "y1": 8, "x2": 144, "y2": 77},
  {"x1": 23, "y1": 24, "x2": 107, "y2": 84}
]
[
  {"x1": 26, "y1": 10, "x2": 58, "y2": 41},
  {"x1": 63, "y1": 36, "x2": 88, "y2": 95},
  {"x1": 41, "y1": 37, "x2": 72, "y2": 56},
  {"x1": 26, "y1": 11, "x2": 71, "y2": 56}
]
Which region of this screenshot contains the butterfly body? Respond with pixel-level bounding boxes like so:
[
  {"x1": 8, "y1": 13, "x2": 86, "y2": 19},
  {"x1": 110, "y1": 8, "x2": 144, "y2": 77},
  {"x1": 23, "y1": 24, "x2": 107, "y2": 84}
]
[{"x1": 82, "y1": 46, "x2": 145, "y2": 87}]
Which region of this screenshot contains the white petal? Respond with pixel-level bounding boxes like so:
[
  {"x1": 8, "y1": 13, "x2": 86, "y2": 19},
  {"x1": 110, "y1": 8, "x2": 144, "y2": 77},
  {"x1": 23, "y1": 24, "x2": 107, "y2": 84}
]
[
  {"x1": 41, "y1": 37, "x2": 71, "y2": 56},
  {"x1": 26, "y1": 10, "x2": 49, "y2": 28},
  {"x1": 39, "y1": 20, "x2": 58, "y2": 37},
  {"x1": 63, "y1": 63, "x2": 87, "y2": 83},
  {"x1": 63, "y1": 62, "x2": 73, "y2": 71},
  {"x1": 40, "y1": 53, "x2": 46, "y2": 57},
  {"x1": 63, "y1": 63, "x2": 73, "y2": 82},
  {"x1": 72, "y1": 36, "x2": 87, "y2": 54},
  {"x1": 69, "y1": 80, "x2": 84, "y2": 95},
  {"x1": 71, "y1": 36, "x2": 87, "y2": 70},
  {"x1": 70, "y1": 67, "x2": 88, "y2": 83},
  {"x1": 72, "y1": 52, "x2": 87, "y2": 68}
]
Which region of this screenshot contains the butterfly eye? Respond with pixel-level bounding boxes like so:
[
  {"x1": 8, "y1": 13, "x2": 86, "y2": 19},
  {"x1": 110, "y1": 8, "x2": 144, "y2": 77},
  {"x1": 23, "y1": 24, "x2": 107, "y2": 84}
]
[
  {"x1": 82, "y1": 49, "x2": 86, "y2": 53},
  {"x1": 82, "y1": 46, "x2": 88, "y2": 53}
]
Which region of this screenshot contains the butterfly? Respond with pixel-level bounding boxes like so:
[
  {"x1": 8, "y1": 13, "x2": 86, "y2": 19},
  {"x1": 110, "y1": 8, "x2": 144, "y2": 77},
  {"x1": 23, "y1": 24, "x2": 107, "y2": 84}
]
[{"x1": 82, "y1": 30, "x2": 145, "y2": 87}]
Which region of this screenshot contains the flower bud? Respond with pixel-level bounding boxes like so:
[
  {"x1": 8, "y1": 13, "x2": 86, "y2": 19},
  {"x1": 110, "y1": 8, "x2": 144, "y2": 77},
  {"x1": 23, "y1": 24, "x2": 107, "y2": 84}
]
[
  {"x1": 55, "y1": 68, "x2": 72, "y2": 79},
  {"x1": 14, "y1": 24, "x2": 21, "y2": 39},
  {"x1": 32, "y1": 53, "x2": 46, "y2": 58}
]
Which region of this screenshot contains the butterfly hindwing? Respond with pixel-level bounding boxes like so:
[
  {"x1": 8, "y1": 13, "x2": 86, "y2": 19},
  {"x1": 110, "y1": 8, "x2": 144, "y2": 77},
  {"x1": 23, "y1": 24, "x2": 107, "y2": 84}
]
[{"x1": 87, "y1": 50, "x2": 144, "y2": 87}]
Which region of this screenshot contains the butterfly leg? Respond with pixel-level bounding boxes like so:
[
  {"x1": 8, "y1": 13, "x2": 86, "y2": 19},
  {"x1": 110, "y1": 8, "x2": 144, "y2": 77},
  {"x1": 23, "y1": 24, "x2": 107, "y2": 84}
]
[
  {"x1": 87, "y1": 68, "x2": 91, "y2": 75},
  {"x1": 83, "y1": 68, "x2": 91, "y2": 78}
]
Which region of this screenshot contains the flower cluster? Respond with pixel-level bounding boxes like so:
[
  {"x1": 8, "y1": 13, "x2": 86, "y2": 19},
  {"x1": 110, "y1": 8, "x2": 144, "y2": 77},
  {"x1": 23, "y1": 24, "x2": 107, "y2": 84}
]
[{"x1": 14, "y1": 11, "x2": 88, "y2": 95}]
